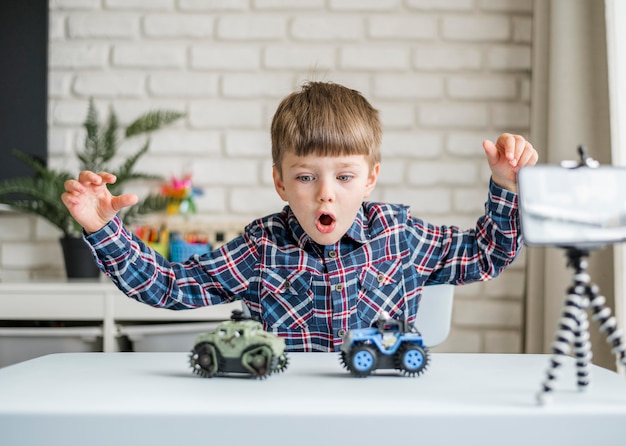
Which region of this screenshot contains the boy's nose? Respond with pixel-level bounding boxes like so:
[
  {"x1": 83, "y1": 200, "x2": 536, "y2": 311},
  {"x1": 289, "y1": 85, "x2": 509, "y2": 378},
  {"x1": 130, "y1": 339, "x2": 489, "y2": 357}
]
[{"x1": 317, "y1": 180, "x2": 335, "y2": 203}]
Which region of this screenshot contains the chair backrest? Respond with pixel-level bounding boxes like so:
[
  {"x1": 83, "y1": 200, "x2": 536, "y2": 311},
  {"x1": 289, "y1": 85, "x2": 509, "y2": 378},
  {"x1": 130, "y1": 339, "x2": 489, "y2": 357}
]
[{"x1": 414, "y1": 284, "x2": 455, "y2": 348}]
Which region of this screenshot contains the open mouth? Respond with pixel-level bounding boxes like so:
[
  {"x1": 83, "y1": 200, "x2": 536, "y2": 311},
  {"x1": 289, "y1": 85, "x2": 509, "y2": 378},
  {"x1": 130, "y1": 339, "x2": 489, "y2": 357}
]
[
  {"x1": 316, "y1": 213, "x2": 336, "y2": 234},
  {"x1": 319, "y1": 214, "x2": 333, "y2": 226}
]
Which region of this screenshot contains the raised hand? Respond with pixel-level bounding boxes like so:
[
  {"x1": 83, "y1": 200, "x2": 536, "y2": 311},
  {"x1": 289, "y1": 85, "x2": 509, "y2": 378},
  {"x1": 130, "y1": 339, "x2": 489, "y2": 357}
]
[
  {"x1": 61, "y1": 171, "x2": 138, "y2": 234},
  {"x1": 483, "y1": 133, "x2": 538, "y2": 193}
]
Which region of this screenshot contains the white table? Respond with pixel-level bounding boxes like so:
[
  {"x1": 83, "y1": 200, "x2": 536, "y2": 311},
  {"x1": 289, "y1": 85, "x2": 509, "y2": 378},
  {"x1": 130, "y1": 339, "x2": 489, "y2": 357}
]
[{"x1": 0, "y1": 353, "x2": 625, "y2": 446}]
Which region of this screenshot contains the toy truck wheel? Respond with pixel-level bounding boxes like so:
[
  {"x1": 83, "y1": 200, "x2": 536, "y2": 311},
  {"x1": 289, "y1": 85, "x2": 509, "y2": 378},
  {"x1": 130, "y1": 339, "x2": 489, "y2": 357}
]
[
  {"x1": 348, "y1": 344, "x2": 378, "y2": 377},
  {"x1": 396, "y1": 344, "x2": 429, "y2": 377},
  {"x1": 272, "y1": 353, "x2": 289, "y2": 374},
  {"x1": 190, "y1": 342, "x2": 220, "y2": 378},
  {"x1": 241, "y1": 344, "x2": 274, "y2": 378}
]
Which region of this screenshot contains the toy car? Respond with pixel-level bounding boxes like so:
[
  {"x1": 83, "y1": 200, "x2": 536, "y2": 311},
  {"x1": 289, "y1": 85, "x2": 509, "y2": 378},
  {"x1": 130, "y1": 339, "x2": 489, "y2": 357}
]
[
  {"x1": 339, "y1": 312, "x2": 430, "y2": 377},
  {"x1": 189, "y1": 310, "x2": 289, "y2": 379}
]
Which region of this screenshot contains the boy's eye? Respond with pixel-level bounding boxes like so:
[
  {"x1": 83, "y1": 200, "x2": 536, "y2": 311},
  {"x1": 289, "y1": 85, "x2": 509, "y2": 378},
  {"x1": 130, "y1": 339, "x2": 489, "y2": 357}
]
[
  {"x1": 337, "y1": 175, "x2": 353, "y2": 181},
  {"x1": 297, "y1": 175, "x2": 314, "y2": 182}
]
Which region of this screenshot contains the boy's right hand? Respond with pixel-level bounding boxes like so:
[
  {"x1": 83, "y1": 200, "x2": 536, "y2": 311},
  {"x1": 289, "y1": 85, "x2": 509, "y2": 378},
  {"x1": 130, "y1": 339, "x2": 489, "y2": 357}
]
[{"x1": 61, "y1": 171, "x2": 138, "y2": 234}]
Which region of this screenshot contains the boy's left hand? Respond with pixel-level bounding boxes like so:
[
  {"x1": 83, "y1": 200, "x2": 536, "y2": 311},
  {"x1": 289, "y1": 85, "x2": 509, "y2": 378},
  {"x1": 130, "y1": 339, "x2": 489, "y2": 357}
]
[{"x1": 483, "y1": 133, "x2": 538, "y2": 193}]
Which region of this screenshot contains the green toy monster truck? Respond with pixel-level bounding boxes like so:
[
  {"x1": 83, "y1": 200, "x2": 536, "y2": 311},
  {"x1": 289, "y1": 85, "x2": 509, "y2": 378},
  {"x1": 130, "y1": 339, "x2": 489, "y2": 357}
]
[{"x1": 189, "y1": 310, "x2": 289, "y2": 379}]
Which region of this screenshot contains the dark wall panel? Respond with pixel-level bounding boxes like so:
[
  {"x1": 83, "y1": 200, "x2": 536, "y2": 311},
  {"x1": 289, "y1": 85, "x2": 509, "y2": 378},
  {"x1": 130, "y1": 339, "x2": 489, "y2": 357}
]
[{"x1": 0, "y1": 1, "x2": 48, "y2": 180}]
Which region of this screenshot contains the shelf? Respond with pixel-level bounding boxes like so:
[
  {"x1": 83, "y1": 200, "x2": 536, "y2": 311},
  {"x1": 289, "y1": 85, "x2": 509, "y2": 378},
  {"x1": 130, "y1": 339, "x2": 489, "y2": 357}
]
[{"x1": 0, "y1": 280, "x2": 239, "y2": 356}]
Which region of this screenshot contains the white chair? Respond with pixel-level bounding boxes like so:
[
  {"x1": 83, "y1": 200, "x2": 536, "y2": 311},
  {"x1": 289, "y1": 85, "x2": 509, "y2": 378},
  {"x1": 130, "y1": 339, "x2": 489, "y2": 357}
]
[{"x1": 414, "y1": 284, "x2": 455, "y2": 347}]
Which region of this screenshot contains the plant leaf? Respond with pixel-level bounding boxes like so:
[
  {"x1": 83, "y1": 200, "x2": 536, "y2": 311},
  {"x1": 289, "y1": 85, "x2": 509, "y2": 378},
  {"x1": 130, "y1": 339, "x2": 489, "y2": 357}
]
[
  {"x1": 0, "y1": 170, "x2": 80, "y2": 236},
  {"x1": 1, "y1": 98, "x2": 184, "y2": 238},
  {"x1": 120, "y1": 193, "x2": 169, "y2": 227},
  {"x1": 125, "y1": 110, "x2": 185, "y2": 138},
  {"x1": 99, "y1": 107, "x2": 119, "y2": 167}
]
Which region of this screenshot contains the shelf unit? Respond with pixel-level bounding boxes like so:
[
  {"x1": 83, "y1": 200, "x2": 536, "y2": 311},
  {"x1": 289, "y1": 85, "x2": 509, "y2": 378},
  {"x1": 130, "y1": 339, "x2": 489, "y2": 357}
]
[{"x1": 0, "y1": 279, "x2": 239, "y2": 353}]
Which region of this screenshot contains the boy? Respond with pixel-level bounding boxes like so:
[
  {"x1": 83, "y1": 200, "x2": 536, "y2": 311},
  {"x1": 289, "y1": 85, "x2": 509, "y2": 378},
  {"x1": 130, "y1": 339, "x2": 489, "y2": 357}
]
[{"x1": 62, "y1": 81, "x2": 538, "y2": 352}]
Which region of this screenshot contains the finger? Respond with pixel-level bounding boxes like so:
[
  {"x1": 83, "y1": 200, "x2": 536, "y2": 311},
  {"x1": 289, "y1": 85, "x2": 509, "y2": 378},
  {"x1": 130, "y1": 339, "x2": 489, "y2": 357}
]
[
  {"x1": 516, "y1": 143, "x2": 539, "y2": 167},
  {"x1": 64, "y1": 179, "x2": 85, "y2": 194},
  {"x1": 61, "y1": 180, "x2": 88, "y2": 205},
  {"x1": 78, "y1": 170, "x2": 102, "y2": 186},
  {"x1": 482, "y1": 139, "x2": 500, "y2": 165},
  {"x1": 496, "y1": 133, "x2": 516, "y2": 161},
  {"x1": 98, "y1": 172, "x2": 118, "y2": 185},
  {"x1": 511, "y1": 135, "x2": 528, "y2": 166},
  {"x1": 496, "y1": 133, "x2": 515, "y2": 159},
  {"x1": 60, "y1": 192, "x2": 76, "y2": 207},
  {"x1": 110, "y1": 193, "x2": 139, "y2": 212},
  {"x1": 76, "y1": 171, "x2": 117, "y2": 186}
]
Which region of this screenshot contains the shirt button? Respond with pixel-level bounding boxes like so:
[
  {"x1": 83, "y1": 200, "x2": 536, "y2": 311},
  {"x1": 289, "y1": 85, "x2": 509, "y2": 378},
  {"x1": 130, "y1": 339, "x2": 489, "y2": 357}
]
[
  {"x1": 338, "y1": 329, "x2": 346, "y2": 337},
  {"x1": 376, "y1": 273, "x2": 385, "y2": 283},
  {"x1": 328, "y1": 250, "x2": 337, "y2": 258},
  {"x1": 335, "y1": 283, "x2": 344, "y2": 292}
]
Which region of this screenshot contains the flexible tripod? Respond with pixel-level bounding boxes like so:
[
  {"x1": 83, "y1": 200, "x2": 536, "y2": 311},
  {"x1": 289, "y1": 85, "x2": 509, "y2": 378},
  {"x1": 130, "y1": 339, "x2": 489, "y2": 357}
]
[{"x1": 537, "y1": 247, "x2": 626, "y2": 404}]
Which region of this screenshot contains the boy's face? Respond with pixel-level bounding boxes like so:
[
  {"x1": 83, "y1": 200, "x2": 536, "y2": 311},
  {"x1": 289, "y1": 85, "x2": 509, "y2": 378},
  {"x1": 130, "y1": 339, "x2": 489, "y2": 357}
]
[{"x1": 273, "y1": 152, "x2": 380, "y2": 245}]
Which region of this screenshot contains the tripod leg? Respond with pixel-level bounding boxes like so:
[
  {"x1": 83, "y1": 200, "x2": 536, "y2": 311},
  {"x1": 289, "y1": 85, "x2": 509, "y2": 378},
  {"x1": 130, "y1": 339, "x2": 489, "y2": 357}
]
[
  {"x1": 572, "y1": 303, "x2": 592, "y2": 391},
  {"x1": 588, "y1": 284, "x2": 626, "y2": 368},
  {"x1": 537, "y1": 287, "x2": 583, "y2": 405}
]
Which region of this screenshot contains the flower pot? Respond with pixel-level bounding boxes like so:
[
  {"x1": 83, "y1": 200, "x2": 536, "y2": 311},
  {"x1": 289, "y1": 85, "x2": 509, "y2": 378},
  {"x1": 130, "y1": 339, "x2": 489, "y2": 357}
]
[{"x1": 59, "y1": 237, "x2": 100, "y2": 279}]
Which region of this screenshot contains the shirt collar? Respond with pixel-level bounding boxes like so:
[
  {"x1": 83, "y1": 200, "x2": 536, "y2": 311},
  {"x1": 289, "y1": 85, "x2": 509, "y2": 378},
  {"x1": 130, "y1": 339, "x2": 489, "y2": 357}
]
[
  {"x1": 344, "y1": 206, "x2": 369, "y2": 244},
  {"x1": 285, "y1": 206, "x2": 311, "y2": 249}
]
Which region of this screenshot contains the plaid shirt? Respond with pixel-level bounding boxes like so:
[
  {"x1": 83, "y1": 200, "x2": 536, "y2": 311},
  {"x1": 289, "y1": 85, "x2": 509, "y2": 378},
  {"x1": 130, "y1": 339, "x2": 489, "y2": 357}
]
[{"x1": 87, "y1": 181, "x2": 521, "y2": 352}]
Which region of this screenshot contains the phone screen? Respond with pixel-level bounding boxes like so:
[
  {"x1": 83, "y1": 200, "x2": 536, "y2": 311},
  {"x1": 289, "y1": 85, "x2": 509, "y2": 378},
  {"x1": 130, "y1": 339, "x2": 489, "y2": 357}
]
[{"x1": 517, "y1": 165, "x2": 626, "y2": 247}]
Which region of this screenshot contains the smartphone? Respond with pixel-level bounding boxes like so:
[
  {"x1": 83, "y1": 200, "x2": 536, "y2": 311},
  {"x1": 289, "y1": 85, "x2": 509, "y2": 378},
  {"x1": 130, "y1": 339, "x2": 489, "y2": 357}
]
[{"x1": 517, "y1": 165, "x2": 626, "y2": 248}]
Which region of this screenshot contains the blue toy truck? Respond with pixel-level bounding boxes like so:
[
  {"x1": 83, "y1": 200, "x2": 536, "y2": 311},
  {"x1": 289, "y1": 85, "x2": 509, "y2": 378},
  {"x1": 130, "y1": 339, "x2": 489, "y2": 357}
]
[{"x1": 339, "y1": 313, "x2": 430, "y2": 377}]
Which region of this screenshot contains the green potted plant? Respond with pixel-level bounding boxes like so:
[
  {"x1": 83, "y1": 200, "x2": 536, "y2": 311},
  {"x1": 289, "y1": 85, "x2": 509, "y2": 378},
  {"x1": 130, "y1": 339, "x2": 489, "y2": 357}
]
[{"x1": 0, "y1": 98, "x2": 185, "y2": 278}]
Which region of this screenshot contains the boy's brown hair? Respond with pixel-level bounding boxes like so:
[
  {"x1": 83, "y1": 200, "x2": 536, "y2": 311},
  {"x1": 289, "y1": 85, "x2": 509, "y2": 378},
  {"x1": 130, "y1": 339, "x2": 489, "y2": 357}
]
[{"x1": 271, "y1": 81, "x2": 382, "y2": 175}]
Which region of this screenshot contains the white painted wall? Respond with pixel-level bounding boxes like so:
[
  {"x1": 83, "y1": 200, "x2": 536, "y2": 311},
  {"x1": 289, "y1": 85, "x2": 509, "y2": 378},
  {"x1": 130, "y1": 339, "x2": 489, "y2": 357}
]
[{"x1": 0, "y1": 0, "x2": 533, "y2": 353}]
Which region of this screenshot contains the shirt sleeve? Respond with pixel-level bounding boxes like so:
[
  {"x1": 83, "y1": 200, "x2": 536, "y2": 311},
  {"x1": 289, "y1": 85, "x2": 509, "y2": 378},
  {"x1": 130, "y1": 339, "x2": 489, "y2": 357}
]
[
  {"x1": 407, "y1": 179, "x2": 521, "y2": 285},
  {"x1": 84, "y1": 216, "x2": 258, "y2": 310}
]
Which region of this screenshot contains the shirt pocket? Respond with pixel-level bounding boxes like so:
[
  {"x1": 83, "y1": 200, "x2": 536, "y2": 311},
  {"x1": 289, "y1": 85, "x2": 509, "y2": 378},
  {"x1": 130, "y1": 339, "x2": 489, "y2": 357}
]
[
  {"x1": 260, "y1": 268, "x2": 313, "y2": 330},
  {"x1": 357, "y1": 258, "x2": 406, "y2": 324}
]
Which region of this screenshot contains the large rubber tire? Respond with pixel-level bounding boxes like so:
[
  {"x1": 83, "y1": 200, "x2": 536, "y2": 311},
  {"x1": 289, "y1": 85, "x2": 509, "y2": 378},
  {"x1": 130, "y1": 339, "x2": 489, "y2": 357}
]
[
  {"x1": 241, "y1": 344, "x2": 273, "y2": 378},
  {"x1": 396, "y1": 343, "x2": 429, "y2": 377},
  {"x1": 348, "y1": 344, "x2": 378, "y2": 377},
  {"x1": 190, "y1": 342, "x2": 220, "y2": 378},
  {"x1": 273, "y1": 352, "x2": 289, "y2": 374}
]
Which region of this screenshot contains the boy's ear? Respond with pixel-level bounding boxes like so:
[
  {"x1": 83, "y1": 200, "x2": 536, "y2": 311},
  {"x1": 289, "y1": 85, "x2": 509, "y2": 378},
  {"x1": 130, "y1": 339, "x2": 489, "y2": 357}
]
[
  {"x1": 363, "y1": 163, "x2": 380, "y2": 198},
  {"x1": 272, "y1": 165, "x2": 288, "y2": 201}
]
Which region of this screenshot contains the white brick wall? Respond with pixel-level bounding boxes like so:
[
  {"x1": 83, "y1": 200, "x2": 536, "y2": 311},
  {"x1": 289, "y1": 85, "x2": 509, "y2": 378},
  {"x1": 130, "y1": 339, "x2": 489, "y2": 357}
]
[{"x1": 0, "y1": 0, "x2": 534, "y2": 353}]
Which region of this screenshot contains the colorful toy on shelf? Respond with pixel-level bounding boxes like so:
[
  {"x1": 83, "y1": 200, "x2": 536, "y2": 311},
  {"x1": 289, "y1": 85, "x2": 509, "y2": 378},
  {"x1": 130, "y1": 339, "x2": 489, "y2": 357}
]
[
  {"x1": 189, "y1": 309, "x2": 289, "y2": 379},
  {"x1": 168, "y1": 231, "x2": 210, "y2": 262},
  {"x1": 339, "y1": 312, "x2": 430, "y2": 377},
  {"x1": 133, "y1": 224, "x2": 169, "y2": 258},
  {"x1": 161, "y1": 173, "x2": 203, "y2": 215}
]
